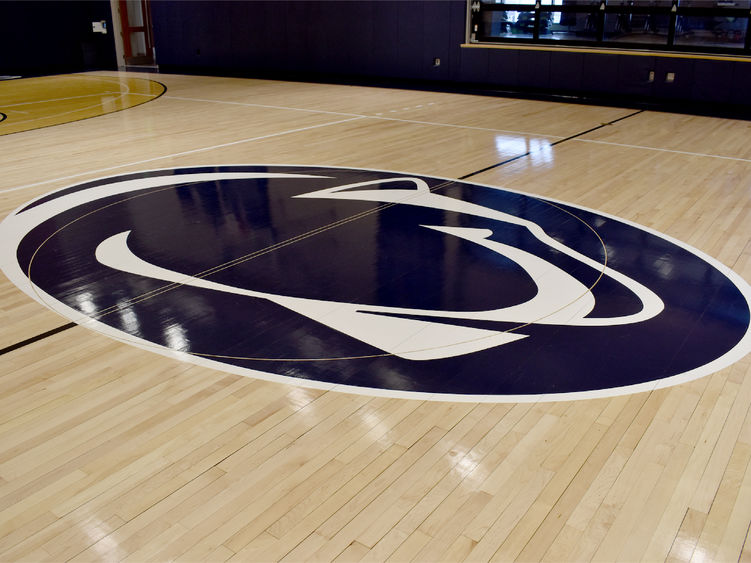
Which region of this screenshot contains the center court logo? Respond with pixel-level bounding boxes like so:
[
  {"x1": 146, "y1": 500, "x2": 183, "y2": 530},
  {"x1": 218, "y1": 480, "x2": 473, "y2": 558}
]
[{"x1": 1, "y1": 165, "x2": 750, "y2": 401}]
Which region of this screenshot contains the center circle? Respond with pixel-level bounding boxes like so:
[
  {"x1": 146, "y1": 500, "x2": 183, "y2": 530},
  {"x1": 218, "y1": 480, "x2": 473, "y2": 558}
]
[{"x1": 3, "y1": 165, "x2": 750, "y2": 401}]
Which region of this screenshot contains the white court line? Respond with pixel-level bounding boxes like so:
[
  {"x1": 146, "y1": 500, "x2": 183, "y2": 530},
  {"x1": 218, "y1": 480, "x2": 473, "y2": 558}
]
[
  {"x1": 165, "y1": 95, "x2": 363, "y2": 117},
  {"x1": 374, "y1": 115, "x2": 560, "y2": 138},
  {"x1": 7, "y1": 89, "x2": 750, "y2": 196},
  {"x1": 574, "y1": 138, "x2": 751, "y2": 163},
  {"x1": 1, "y1": 92, "x2": 135, "y2": 108},
  {"x1": 0, "y1": 116, "x2": 364, "y2": 194},
  {"x1": 164, "y1": 95, "x2": 564, "y2": 139},
  {"x1": 67, "y1": 74, "x2": 138, "y2": 86},
  {"x1": 7, "y1": 82, "x2": 133, "y2": 127},
  {"x1": 0, "y1": 74, "x2": 155, "y2": 108}
]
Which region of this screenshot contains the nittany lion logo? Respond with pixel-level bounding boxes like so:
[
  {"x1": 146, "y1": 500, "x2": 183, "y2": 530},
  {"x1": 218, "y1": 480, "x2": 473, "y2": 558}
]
[{"x1": 2, "y1": 165, "x2": 750, "y2": 401}]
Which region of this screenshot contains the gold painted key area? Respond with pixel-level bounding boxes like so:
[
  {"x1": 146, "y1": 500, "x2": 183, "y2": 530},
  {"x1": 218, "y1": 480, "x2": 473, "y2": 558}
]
[{"x1": 0, "y1": 74, "x2": 165, "y2": 135}]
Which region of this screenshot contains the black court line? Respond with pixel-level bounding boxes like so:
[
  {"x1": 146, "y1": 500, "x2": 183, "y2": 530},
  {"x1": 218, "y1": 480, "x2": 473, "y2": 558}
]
[
  {"x1": 0, "y1": 76, "x2": 168, "y2": 137},
  {"x1": 458, "y1": 109, "x2": 644, "y2": 181},
  {"x1": 0, "y1": 108, "x2": 644, "y2": 356},
  {"x1": 0, "y1": 113, "x2": 6, "y2": 123},
  {"x1": 0, "y1": 322, "x2": 77, "y2": 356}
]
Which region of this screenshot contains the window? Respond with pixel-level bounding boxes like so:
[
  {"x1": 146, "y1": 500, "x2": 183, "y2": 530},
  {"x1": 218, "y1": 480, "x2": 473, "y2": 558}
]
[
  {"x1": 540, "y1": 0, "x2": 603, "y2": 41},
  {"x1": 604, "y1": 0, "x2": 672, "y2": 46},
  {"x1": 674, "y1": 0, "x2": 749, "y2": 48},
  {"x1": 479, "y1": 0, "x2": 542, "y2": 40},
  {"x1": 469, "y1": 0, "x2": 751, "y2": 52}
]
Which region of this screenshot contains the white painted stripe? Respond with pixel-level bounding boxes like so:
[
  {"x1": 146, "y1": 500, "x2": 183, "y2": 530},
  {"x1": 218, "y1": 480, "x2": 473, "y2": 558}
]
[
  {"x1": 4, "y1": 80, "x2": 133, "y2": 128},
  {"x1": 0, "y1": 116, "x2": 364, "y2": 195},
  {"x1": 574, "y1": 138, "x2": 751, "y2": 163},
  {"x1": 1, "y1": 92, "x2": 143, "y2": 108},
  {"x1": 373, "y1": 115, "x2": 560, "y2": 138},
  {"x1": 8, "y1": 95, "x2": 129, "y2": 126},
  {"x1": 164, "y1": 95, "x2": 363, "y2": 117},
  {"x1": 164, "y1": 95, "x2": 564, "y2": 138},
  {"x1": 119, "y1": 92, "x2": 158, "y2": 97}
]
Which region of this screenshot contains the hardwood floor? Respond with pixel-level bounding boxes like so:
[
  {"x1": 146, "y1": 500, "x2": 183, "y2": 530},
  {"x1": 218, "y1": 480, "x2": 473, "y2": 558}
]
[
  {"x1": 0, "y1": 71, "x2": 749, "y2": 562},
  {"x1": 0, "y1": 74, "x2": 164, "y2": 136}
]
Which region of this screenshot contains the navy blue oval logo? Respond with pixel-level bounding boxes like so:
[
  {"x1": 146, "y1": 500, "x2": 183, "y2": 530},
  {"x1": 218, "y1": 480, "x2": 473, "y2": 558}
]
[{"x1": 2, "y1": 165, "x2": 750, "y2": 401}]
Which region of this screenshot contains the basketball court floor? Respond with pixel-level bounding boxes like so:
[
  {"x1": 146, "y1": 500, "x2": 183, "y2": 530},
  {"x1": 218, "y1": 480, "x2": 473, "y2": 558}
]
[{"x1": 1, "y1": 71, "x2": 750, "y2": 561}]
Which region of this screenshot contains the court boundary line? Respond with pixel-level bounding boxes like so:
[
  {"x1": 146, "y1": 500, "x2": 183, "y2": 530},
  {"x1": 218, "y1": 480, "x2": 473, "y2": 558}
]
[
  {"x1": 573, "y1": 138, "x2": 751, "y2": 163},
  {"x1": 165, "y1": 95, "x2": 751, "y2": 164},
  {"x1": 8, "y1": 81, "x2": 135, "y2": 127},
  {"x1": 5, "y1": 90, "x2": 749, "y2": 196},
  {"x1": 0, "y1": 91, "x2": 150, "y2": 108},
  {"x1": 459, "y1": 110, "x2": 644, "y2": 180},
  {"x1": 164, "y1": 94, "x2": 566, "y2": 139},
  {"x1": 0, "y1": 75, "x2": 168, "y2": 138},
  {"x1": 0, "y1": 115, "x2": 365, "y2": 195},
  {"x1": 0, "y1": 322, "x2": 77, "y2": 356}
]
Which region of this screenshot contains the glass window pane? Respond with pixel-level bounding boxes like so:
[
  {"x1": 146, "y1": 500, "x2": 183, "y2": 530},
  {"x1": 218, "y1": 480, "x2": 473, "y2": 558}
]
[
  {"x1": 474, "y1": 0, "x2": 751, "y2": 51},
  {"x1": 126, "y1": 0, "x2": 144, "y2": 27},
  {"x1": 606, "y1": 0, "x2": 672, "y2": 6},
  {"x1": 482, "y1": 0, "x2": 537, "y2": 4},
  {"x1": 129, "y1": 31, "x2": 147, "y2": 56},
  {"x1": 675, "y1": 15, "x2": 748, "y2": 46},
  {"x1": 540, "y1": 11, "x2": 601, "y2": 38},
  {"x1": 604, "y1": 12, "x2": 671, "y2": 42},
  {"x1": 481, "y1": 10, "x2": 538, "y2": 37},
  {"x1": 542, "y1": 0, "x2": 598, "y2": 4},
  {"x1": 678, "y1": 0, "x2": 751, "y2": 7}
]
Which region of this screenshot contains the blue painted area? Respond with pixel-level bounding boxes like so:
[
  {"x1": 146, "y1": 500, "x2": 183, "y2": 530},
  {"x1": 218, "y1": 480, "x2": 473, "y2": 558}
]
[{"x1": 12, "y1": 166, "x2": 751, "y2": 397}]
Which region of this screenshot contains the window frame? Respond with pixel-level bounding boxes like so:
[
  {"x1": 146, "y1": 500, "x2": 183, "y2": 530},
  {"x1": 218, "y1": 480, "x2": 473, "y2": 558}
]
[{"x1": 468, "y1": 0, "x2": 751, "y2": 53}]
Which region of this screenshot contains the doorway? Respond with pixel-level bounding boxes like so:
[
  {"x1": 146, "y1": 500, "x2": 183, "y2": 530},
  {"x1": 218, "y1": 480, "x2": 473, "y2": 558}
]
[{"x1": 118, "y1": 0, "x2": 156, "y2": 68}]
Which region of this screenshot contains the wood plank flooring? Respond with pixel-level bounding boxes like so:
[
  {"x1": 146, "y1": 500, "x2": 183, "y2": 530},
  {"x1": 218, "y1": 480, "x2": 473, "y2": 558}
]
[
  {"x1": 0, "y1": 74, "x2": 164, "y2": 136},
  {"x1": 0, "y1": 71, "x2": 750, "y2": 562}
]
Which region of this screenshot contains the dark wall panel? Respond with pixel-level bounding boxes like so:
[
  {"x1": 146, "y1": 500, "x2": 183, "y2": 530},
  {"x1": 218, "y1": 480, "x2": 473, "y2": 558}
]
[
  {"x1": 346, "y1": 2, "x2": 376, "y2": 76},
  {"x1": 396, "y1": 1, "x2": 425, "y2": 78},
  {"x1": 582, "y1": 54, "x2": 619, "y2": 94},
  {"x1": 370, "y1": 1, "x2": 401, "y2": 77},
  {"x1": 518, "y1": 50, "x2": 551, "y2": 90},
  {"x1": 1, "y1": 0, "x2": 116, "y2": 76},
  {"x1": 423, "y1": 2, "x2": 452, "y2": 81},
  {"x1": 488, "y1": 50, "x2": 520, "y2": 88},
  {"x1": 618, "y1": 55, "x2": 655, "y2": 97},
  {"x1": 198, "y1": 1, "x2": 233, "y2": 69},
  {"x1": 730, "y1": 62, "x2": 751, "y2": 106},
  {"x1": 151, "y1": 1, "x2": 182, "y2": 65},
  {"x1": 149, "y1": 0, "x2": 751, "y2": 112},
  {"x1": 458, "y1": 48, "x2": 489, "y2": 83},
  {"x1": 549, "y1": 51, "x2": 584, "y2": 92},
  {"x1": 254, "y1": 2, "x2": 288, "y2": 73},
  {"x1": 285, "y1": 1, "x2": 312, "y2": 73},
  {"x1": 653, "y1": 57, "x2": 695, "y2": 99},
  {"x1": 692, "y1": 60, "x2": 734, "y2": 103},
  {"x1": 448, "y1": 1, "x2": 468, "y2": 82}
]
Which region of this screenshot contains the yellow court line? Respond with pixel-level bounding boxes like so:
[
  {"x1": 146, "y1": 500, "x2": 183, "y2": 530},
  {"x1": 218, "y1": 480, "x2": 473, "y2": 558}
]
[
  {"x1": 461, "y1": 42, "x2": 751, "y2": 62},
  {"x1": 1, "y1": 92, "x2": 132, "y2": 108},
  {"x1": 0, "y1": 74, "x2": 165, "y2": 135},
  {"x1": 8, "y1": 79, "x2": 131, "y2": 126}
]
